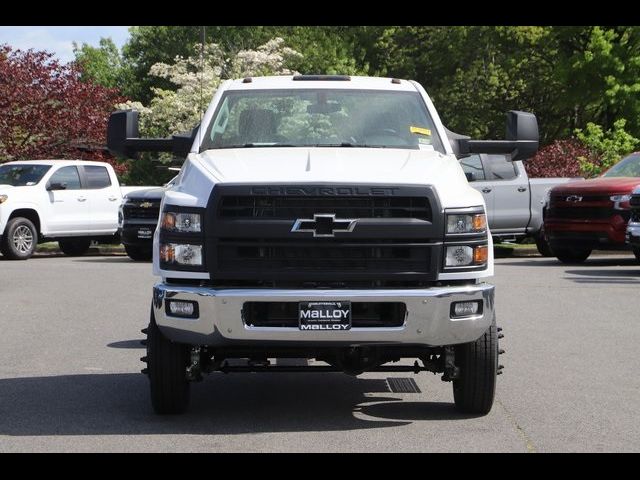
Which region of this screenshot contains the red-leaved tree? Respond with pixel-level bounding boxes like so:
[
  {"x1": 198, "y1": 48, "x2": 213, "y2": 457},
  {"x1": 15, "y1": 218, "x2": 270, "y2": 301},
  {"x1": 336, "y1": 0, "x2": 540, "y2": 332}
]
[
  {"x1": 0, "y1": 45, "x2": 126, "y2": 174},
  {"x1": 526, "y1": 139, "x2": 598, "y2": 178}
]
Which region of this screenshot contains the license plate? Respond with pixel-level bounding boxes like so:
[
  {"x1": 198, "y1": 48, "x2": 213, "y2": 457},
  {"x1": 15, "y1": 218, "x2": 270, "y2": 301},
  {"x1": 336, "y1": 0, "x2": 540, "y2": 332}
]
[
  {"x1": 137, "y1": 228, "x2": 153, "y2": 239},
  {"x1": 299, "y1": 301, "x2": 351, "y2": 331}
]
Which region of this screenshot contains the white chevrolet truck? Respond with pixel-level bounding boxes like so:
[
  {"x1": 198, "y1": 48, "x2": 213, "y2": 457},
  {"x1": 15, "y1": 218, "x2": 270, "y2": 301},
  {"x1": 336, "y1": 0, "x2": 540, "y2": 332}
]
[
  {"x1": 0, "y1": 159, "x2": 152, "y2": 259},
  {"x1": 107, "y1": 75, "x2": 539, "y2": 415}
]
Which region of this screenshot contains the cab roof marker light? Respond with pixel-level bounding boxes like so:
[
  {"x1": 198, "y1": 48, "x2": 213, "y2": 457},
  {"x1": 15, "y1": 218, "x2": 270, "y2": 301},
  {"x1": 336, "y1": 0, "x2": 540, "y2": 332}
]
[{"x1": 292, "y1": 75, "x2": 351, "y2": 81}]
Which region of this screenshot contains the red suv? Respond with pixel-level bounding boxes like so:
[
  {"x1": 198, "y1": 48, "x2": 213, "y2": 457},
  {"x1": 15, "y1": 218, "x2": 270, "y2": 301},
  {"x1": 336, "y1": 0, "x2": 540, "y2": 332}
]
[{"x1": 544, "y1": 152, "x2": 640, "y2": 263}]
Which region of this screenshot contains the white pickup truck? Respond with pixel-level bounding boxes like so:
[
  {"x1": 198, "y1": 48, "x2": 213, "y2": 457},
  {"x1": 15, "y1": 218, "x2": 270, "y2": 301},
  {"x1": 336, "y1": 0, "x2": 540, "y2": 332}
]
[
  {"x1": 0, "y1": 159, "x2": 151, "y2": 259},
  {"x1": 107, "y1": 75, "x2": 539, "y2": 415}
]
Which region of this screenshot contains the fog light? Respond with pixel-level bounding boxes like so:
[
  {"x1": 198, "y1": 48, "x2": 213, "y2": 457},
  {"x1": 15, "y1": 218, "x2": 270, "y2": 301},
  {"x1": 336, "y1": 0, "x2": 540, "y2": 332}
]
[
  {"x1": 166, "y1": 300, "x2": 199, "y2": 318},
  {"x1": 451, "y1": 301, "x2": 482, "y2": 318}
]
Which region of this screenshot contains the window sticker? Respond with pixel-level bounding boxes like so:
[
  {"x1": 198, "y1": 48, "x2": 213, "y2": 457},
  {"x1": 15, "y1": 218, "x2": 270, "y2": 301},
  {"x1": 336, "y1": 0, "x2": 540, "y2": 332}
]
[{"x1": 410, "y1": 126, "x2": 431, "y2": 136}]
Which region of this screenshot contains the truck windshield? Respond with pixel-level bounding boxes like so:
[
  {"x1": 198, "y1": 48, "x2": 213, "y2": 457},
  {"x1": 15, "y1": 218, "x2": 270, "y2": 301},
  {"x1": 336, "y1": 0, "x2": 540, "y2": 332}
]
[
  {"x1": 201, "y1": 89, "x2": 445, "y2": 153},
  {"x1": 0, "y1": 164, "x2": 51, "y2": 186},
  {"x1": 602, "y1": 153, "x2": 640, "y2": 177}
]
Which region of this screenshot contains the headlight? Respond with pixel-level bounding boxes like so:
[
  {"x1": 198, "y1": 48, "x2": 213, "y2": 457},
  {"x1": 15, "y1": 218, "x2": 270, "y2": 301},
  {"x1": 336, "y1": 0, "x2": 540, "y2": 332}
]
[
  {"x1": 446, "y1": 213, "x2": 486, "y2": 234},
  {"x1": 0, "y1": 194, "x2": 8, "y2": 204},
  {"x1": 161, "y1": 212, "x2": 202, "y2": 233},
  {"x1": 159, "y1": 243, "x2": 203, "y2": 266},
  {"x1": 445, "y1": 244, "x2": 488, "y2": 268}
]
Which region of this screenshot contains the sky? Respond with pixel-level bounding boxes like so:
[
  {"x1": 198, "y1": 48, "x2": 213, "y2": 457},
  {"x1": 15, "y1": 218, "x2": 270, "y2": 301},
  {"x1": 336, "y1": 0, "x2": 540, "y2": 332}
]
[{"x1": 0, "y1": 26, "x2": 131, "y2": 63}]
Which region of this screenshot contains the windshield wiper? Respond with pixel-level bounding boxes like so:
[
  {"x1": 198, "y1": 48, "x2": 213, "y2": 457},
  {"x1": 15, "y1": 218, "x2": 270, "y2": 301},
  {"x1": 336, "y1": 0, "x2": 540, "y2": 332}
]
[
  {"x1": 306, "y1": 143, "x2": 391, "y2": 148},
  {"x1": 214, "y1": 142, "x2": 405, "y2": 149},
  {"x1": 217, "y1": 143, "x2": 299, "y2": 149}
]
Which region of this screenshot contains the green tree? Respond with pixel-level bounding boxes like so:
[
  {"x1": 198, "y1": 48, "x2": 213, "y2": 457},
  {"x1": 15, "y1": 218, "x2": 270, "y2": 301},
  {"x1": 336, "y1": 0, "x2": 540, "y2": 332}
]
[
  {"x1": 73, "y1": 37, "x2": 131, "y2": 91},
  {"x1": 554, "y1": 26, "x2": 640, "y2": 138},
  {"x1": 575, "y1": 119, "x2": 639, "y2": 176}
]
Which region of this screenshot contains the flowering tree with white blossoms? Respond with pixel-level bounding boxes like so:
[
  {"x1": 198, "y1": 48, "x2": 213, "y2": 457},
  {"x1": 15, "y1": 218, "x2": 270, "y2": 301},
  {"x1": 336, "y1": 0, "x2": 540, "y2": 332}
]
[{"x1": 117, "y1": 38, "x2": 302, "y2": 137}]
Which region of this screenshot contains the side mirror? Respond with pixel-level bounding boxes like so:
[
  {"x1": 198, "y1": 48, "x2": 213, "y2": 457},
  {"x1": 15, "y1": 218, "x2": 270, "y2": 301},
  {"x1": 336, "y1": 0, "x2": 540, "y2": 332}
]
[
  {"x1": 106, "y1": 110, "x2": 197, "y2": 160},
  {"x1": 107, "y1": 110, "x2": 141, "y2": 159},
  {"x1": 455, "y1": 111, "x2": 539, "y2": 161},
  {"x1": 464, "y1": 172, "x2": 475, "y2": 182},
  {"x1": 47, "y1": 182, "x2": 67, "y2": 191},
  {"x1": 172, "y1": 125, "x2": 199, "y2": 159}
]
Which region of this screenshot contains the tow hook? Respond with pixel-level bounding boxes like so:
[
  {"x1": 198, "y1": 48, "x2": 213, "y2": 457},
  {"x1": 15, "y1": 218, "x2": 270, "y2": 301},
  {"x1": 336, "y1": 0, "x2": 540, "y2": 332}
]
[
  {"x1": 441, "y1": 346, "x2": 460, "y2": 382},
  {"x1": 186, "y1": 346, "x2": 203, "y2": 382}
]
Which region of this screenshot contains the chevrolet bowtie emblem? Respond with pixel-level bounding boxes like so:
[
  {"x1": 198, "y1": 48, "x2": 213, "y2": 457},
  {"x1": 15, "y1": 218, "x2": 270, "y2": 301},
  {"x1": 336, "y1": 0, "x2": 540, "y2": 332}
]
[
  {"x1": 291, "y1": 214, "x2": 357, "y2": 237},
  {"x1": 139, "y1": 201, "x2": 153, "y2": 208}
]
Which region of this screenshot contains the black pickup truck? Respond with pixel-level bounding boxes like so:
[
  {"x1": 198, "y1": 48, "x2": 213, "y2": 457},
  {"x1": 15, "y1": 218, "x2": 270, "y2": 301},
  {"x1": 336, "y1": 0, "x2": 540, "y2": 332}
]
[{"x1": 119, "y1": 187, "x2": 164, "y2": 261}]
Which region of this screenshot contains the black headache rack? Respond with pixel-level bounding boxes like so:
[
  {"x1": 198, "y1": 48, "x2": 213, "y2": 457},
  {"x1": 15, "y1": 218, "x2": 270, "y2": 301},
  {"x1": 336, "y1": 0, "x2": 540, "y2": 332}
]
[{"x1": 204, "y1": 184, "x2": 444, "y2": 288}]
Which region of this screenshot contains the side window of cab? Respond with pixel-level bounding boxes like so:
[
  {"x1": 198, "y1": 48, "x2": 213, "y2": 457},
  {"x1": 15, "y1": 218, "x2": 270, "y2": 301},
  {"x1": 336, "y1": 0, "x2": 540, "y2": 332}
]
[
  {"x1": 48, "y1": 166, "x2": 82, "y2": 190},
  {"x1": 460, "y1": 155, "x2": 486, "y2": 182},
  {"x1": 485, "y1": 154, "x2": 518, "y2": 180}
]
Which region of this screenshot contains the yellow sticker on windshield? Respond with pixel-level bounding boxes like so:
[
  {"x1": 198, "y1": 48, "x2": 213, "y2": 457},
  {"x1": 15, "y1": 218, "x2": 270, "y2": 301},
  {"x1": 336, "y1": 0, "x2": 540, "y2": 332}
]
[{"x1": 410, "y1": 126, "x2": 431, "y2": 136}]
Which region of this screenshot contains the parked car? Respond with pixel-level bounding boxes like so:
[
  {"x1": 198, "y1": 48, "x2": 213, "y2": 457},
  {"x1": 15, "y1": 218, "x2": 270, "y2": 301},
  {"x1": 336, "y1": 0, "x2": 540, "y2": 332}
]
[
  {"x1": 107, "y1": 74, "x2": 539, "y2": 415},
  {"x1": 119, "y1": 176, "x2": 177, "y2": 261},
  {"x1": 625, "y1": 184, "x2": 640, "y2": 257},
  {"x1": 460, "y1": 154, "x2": 577, "y2": 255},
  {"x1": 545, "y1": 152, "x2": 640, "y2": 263},
  {"x1": 0, "y1": 159, "x2": 153, "y2": 260}
]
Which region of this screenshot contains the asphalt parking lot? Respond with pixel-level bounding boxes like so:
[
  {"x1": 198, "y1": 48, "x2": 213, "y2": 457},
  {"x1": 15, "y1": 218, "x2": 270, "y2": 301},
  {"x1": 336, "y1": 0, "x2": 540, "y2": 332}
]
[{"x1": 1, "y1": 253, "x2": 639, "y2": 452}]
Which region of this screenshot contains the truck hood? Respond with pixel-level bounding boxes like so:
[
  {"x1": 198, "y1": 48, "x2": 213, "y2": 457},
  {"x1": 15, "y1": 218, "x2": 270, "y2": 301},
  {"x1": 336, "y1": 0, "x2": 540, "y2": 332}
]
[
  {"x1": 124, "y1": 187, "x2": 165, "y2": 201},
  {"x1": 195, "y1": 147, "x2": 476, "y2": 207},
  {"x1": 552, "y1": 176, "x2": 640, "y2": 195}
]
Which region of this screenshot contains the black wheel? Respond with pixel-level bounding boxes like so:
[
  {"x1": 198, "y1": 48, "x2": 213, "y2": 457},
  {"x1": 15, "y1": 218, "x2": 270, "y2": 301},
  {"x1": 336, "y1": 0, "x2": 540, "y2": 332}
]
[
  {"x1": 58, "y1": 238, "x2": 91, "y2": 256},
  {"x1": 124, "y1": 244, "x2": 152, "y2": 261},
  {"x1": 145, "y1": 308, "x2": 191, "y2": 414},
  {"x1": 554, "y1": 247, "x2": 591, "y2": 264},
  {"x1": 633, "y1": 247, "x2": 640, "y2": 263},
  {"x1": 535, "y1": 226, "x2": 553, "y2": 257},
  {"x1": 453, "y1": 319, "x2": 498, "y2": 415},
  {"x1": 0, "y1": 217, "x2": 37, "y2": 260}
]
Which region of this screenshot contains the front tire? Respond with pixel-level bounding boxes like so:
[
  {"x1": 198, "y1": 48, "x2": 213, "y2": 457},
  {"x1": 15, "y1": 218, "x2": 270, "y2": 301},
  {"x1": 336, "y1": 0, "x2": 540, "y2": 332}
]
[
  {"x1": 453, "y1": 319, "x2": 498, "y2": 415},
  {"x1": 124, "y1": 244, "x2": 152, "y2": 261},
  {"x1": 535, "y1": 226, "x2": 553, "y2": 257},
  {"x1": 146, "y1": 309, "x2": 191, "y2": 414},
  {"x1": 58, "y1": 238, "x2": 91, "y2": 256},
  {"x1": 0, "y1": 217, "x2": 37, "y2": 260},
  {"x1": 633, "y1": 247, "x2": 640, "y2": 263},
  {"x1": 554, "y1": 247, "x2": 591, "y2": 264}
]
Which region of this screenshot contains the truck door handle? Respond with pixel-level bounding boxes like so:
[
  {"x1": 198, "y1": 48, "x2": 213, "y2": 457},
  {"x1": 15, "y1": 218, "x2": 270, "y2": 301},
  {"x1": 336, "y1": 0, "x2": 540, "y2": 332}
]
[
  {"x1": 77, "y1": 197, "x2": 87, "y2": 202},
  {"x1": 108, "y1": 196, "x2": 118, "y2": 201},
  {"x1": 517, "y1": 187, "x2": 527, "y2": 192},
  {"x1": 481, "y1": 188, "x2": 492, "y2": 193}
]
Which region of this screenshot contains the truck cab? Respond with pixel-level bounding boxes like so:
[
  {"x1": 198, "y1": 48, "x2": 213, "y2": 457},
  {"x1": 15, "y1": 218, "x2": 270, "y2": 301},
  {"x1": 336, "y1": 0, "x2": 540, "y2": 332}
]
[{"x1": 107, "y1": 75, "x2": 538, "y2": 415}]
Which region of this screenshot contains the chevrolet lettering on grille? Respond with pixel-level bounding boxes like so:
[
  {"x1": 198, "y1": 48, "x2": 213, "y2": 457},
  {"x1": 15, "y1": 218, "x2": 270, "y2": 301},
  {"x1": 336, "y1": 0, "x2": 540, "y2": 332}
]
[{"x1": 291, "y1": 214, "x2": 357, "y2": 237}]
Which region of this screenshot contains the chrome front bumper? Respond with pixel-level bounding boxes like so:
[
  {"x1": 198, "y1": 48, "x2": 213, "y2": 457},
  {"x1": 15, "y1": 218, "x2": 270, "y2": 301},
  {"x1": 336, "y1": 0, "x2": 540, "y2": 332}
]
[
  {"x1": 152, "y1": 283, "x2": 495, "y2": 347},
  {"x1": 626, "y1": 221, "x2": 640, "y2": 247}
]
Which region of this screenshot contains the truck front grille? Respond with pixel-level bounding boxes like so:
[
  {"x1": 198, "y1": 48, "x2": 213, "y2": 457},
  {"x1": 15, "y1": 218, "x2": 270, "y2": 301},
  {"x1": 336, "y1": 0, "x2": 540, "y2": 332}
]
[
  {"x1": 205, "y1": 184, "x2": 443, "y2": 286},
  {"x1": 220, "y1": 196, "x2": 431, "y2": 221},
  {"x1": 547, "y1": 207, "x2": 614, "y2": 220},
  {"x1": 243, "y1": 302, "x2": 407, "y2": 328},
  {"x1": 217, "y1": 239, "x2": 431, "y2": 274},
  {"x1": 123, "y1": 203, "x2": 161, "y2": 220}
]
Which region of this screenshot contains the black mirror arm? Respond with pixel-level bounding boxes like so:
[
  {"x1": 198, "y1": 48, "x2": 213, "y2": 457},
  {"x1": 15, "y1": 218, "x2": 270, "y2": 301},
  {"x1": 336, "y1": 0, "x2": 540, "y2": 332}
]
[{"x1": 459, "y1": 139, "x2": 538, "y2": 161}]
